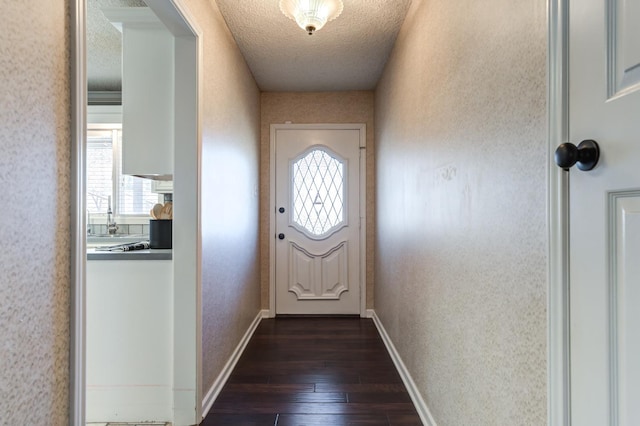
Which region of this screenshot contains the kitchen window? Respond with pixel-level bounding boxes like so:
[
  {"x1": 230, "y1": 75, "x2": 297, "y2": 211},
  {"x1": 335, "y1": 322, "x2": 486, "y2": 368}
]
[{"x1": 87, "y1": 126, "x2": 160, "y2": 217}]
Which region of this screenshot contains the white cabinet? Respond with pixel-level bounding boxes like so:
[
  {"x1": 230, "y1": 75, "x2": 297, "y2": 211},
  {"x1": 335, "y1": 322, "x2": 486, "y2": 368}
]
[
  {"x1": 86, "y1": 259, "x2": 173, "y2": 423},
  {"x1": 104, "y1": 7, "x2": 174, "y2": 180}
]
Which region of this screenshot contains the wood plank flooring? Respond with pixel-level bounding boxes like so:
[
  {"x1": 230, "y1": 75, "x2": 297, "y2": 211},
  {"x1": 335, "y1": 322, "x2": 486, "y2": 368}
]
[{"x1": 202, "y1": 317, "x2": 422, "y2": 425}]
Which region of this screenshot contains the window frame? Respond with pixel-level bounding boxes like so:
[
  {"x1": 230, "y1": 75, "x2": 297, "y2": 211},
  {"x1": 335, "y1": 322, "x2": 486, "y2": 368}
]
[{"x1": 87, "y1": 106, "x2": 160, "y2": 223}]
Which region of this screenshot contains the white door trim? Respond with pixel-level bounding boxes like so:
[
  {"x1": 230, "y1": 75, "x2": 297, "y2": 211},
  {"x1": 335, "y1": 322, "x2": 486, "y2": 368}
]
[
  {"x1": 548, "y1": 0, "x2": 571, "y2": 425},
  {"x1": 269, "y1": 123, "x2": 367, "y2": 317},
  {"x1": 70, "y1": 1, "x2": 87, "y2": 424},
  {"x1": 149, "y1": 1, "x2": 203, "y2": 424}
]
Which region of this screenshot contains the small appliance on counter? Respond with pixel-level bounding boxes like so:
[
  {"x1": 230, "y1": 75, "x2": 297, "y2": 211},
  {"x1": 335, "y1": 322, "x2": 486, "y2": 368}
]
[{"x1": 149, "y1": 201, "x2": 173, "y2": 249}]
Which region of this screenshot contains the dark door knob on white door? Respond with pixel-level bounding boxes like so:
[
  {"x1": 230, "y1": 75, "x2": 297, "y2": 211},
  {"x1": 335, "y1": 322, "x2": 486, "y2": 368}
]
[{"x1": 555, "y1": 139, "x2": 600, "y2": 171}]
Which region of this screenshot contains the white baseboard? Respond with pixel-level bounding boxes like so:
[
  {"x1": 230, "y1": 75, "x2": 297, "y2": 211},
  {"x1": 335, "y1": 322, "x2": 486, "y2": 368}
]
[
  {"x1": 200, "y1": 309, "x2": 269, "y2": 419},
  {"x1": 370, "y1": 310, "x2": 437, "y2": 426}
]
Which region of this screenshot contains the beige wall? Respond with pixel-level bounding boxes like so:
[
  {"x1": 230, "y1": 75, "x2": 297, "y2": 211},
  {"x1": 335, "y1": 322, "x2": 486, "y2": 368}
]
[
  {"x1": 0, "y1": 1, "x2": 71, "y2": 423},
  {"x1": 189, "y1": 0, "x2": 262, "y2": 397},
  {"x1": 260, "y1": 91, "x2": 375, "y2": 309},
  {"x1": 374, "y1": 0, "x2": 548, "y2": 425}
]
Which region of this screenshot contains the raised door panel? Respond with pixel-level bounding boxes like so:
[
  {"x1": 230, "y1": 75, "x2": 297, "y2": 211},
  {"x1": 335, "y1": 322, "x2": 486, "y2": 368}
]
[
  {"x1": 609, "y1": 0, "x2": 640, "y2": 96},
  {"x1": 288, "y1": 242, "x2": 348, "y2": 300},
  {"x1": 610, "y1": 193, "x2": 640, "y2": 425},
  {"x1": 321, "y1": 242, "x2": 348, "y2": 298}
]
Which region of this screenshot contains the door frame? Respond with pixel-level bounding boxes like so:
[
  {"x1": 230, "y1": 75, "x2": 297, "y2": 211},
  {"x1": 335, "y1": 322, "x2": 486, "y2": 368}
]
[
  {"x1": 548, "y1": 0, "x2": 571, "y2": 425},
  {"x1": 269, "y1": 123, "x2": 367, "y2": 317},
  {"x1": 70, "y1": 2, "x2": 86, "y2": 424},
  {"x1": 70, "y1": 1, "x2": 203, "y2": 424}
]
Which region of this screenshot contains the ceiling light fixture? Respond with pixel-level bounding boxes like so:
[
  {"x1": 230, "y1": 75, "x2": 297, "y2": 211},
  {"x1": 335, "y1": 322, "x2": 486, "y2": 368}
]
[{"x1": 279, "y1": 0, "x2": 344, "y2": 35}]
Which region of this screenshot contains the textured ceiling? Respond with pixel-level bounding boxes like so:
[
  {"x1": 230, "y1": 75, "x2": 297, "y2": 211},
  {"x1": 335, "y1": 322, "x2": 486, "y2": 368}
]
[
  {"x1": 87, "y1": 0, "x2": 146, "y2": 91},
  {"x1": 215, "y1": 0, "x2": 412, "y2": 91},
  {"x1": 87, "y1": 0, "x2": 412, "y2": 92}
]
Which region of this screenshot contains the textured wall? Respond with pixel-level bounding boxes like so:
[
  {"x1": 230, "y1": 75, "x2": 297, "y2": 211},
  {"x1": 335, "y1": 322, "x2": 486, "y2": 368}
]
[
  {"x1": 374, "y1": 0, "x2": 547, "y2": 425},
  {"x1": 260, "y1": 92, "x2": 375, "y2": 309},
  {"x1": 195, "y1": 0, "x2": 262, "y2": 397},
  {"x1": 0, "y1": 1, "x2": 71, "y2": 424}
]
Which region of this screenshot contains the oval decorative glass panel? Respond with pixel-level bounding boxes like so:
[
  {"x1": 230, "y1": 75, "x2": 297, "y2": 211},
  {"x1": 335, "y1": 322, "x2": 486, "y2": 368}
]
[{"x1": 292, "y1": 148, "x2": 345, "y2": 236}]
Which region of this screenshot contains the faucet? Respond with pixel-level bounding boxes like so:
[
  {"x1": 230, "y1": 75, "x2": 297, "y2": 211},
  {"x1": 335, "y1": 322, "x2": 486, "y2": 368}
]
[{"x1": 106, "y1": 196, "x2": 118, "y2": 235}]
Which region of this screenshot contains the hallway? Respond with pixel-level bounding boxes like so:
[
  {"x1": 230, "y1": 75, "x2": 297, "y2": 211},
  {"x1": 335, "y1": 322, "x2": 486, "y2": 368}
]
[
  {"x1": 203, "y1": 317, "x2": 421, "y2": 425},
  {"x1": 3, "y1": 0, "x2": 550, "y2": 423}
]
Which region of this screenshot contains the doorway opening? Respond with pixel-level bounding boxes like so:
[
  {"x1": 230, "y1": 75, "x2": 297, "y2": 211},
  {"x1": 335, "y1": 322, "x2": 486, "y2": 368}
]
[{"x1": 71, "y1": 1, "x2": 201, "y2": 424}]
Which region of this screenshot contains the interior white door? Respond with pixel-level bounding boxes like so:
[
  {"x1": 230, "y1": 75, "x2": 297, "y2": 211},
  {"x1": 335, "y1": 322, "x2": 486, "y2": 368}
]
[
  {"x1": 274, "y1": 127, "x2": 362, "y2": 315},
  {"x1": 568, "y1": 0, "x2": 640, "y2": 424}
]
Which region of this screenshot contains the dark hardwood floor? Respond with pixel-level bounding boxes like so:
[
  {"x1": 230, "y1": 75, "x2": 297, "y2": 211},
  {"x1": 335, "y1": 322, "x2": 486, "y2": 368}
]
[{"x1": 202, "y1": 317, "x2": 422, "y2": 425}]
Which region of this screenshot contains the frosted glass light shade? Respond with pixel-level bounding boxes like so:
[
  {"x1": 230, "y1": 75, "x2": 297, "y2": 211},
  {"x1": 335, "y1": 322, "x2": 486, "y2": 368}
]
[{"x1": 279, "y1": 0, "x2": 344, "y2": 35}]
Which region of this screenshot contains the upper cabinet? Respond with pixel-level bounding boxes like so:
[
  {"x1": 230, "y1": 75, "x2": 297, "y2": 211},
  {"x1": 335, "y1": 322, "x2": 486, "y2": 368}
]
[{"x1": 103, "y1": 7, "x2": 174, "y2": 180}]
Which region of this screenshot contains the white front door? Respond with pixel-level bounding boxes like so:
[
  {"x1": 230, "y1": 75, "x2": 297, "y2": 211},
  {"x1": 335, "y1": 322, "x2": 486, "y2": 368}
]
[
  {"x1": 567, "y1": 0, "x2": 640, "y2": 423},
  {"x1": 273, "y1": 125, "x2": 364, "y2": 315}
]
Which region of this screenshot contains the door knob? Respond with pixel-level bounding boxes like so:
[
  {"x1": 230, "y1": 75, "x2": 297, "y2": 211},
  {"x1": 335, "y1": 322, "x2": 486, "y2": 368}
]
[
  {"x1": 278, "y1": 233, "x2": 285, "y2": 240},
  {"x1": 555, "y1": 139, "x2": 600, "y2": 171},
  {"x1": 279, "y1": 207, "x2": 285, "y2": 213}
]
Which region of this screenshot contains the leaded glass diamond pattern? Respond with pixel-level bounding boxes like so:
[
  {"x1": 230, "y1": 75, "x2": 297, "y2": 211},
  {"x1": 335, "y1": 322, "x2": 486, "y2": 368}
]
[{"x1": 292, "y1": 149, "x2": 345, "y2": 236}]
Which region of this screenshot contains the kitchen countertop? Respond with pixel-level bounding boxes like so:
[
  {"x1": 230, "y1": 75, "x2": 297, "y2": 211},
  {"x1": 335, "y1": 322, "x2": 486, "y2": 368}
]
[{"x1": 87, "y1": 248, "x2": 172, "y2": 261}]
